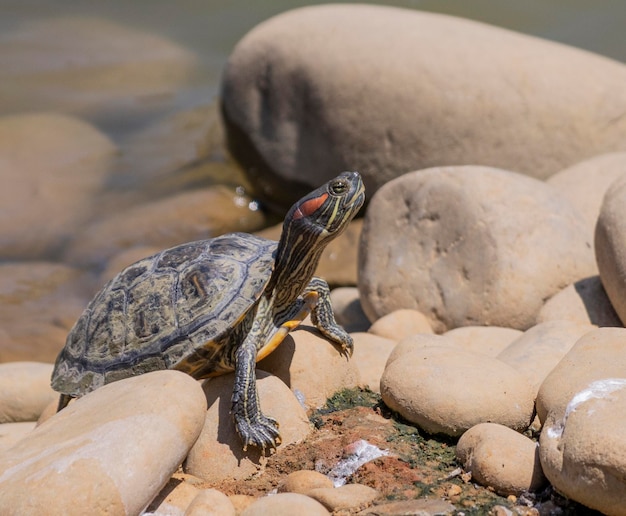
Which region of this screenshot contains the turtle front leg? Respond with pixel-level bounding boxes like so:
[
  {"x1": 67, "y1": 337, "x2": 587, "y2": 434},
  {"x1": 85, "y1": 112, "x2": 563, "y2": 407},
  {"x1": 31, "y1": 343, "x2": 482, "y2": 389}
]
[
  {"x1": 231, "y1": 336, "x2": 281, "y2": 452},
  {"x1": 304, "y1": 276, "x2": 353, "y2": 357}
]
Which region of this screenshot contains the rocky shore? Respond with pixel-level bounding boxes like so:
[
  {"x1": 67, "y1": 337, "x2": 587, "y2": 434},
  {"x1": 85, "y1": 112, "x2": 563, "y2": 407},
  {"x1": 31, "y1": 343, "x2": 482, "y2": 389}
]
[{"x1": 2, "y1": 4, "x2": 626, "y2": 515}]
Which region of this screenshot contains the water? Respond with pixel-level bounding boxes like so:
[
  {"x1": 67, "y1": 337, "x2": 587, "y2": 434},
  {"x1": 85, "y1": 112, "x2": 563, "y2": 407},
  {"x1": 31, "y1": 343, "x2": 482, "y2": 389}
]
[{"x1": 1, "y1": 0, "x2": 624, "y2": 258}]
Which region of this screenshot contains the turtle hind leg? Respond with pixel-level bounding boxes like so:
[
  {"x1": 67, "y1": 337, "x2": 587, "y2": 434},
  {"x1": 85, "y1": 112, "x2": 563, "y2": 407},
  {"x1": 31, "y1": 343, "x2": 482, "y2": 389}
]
[
  {"x1": 304, "y1": 276, "x2": 353, "y2": 357},
  {"x1": 56, "y1": 393, "x2": 73, "y2": 412},
  {"x1": 232, "y1": 336, "x2": 281, "y2": 452}
]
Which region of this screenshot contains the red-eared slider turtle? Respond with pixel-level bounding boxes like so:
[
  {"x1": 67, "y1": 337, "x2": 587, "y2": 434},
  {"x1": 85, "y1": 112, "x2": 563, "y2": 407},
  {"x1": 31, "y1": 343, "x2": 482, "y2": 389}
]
[{"x1": 51, "y1": 171, "x2": 365, "y2": 450}]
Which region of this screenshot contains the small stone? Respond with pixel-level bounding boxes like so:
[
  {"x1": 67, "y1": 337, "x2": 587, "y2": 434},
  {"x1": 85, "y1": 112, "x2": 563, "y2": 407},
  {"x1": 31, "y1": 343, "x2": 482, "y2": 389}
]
[
  {"x1": 241, "y1": 493, "x2": 330, "y2": 515},
  {"x1": 278, "y1": 470, "x2": 334, "y2": 494},
  {"x1": 308, "y1": 483, "x2": 379, "y2": 512},
  {"x1": 350, "y1": 333, "x2": 396, "y2": 392},
  {"x1": 368, "y1": 309, "x2": 433, "y2": 340},
  {"x1": 496, "y1": 320, "x2": 594, "y2": 394},
  {"x1": 0, "y1": 362, "x2": 58, "y2": 422},
  {"x1": 184, "y1": 371, "x2": 311, "y2": 483},
  {"x1": 536, "y1": 327, "x2": 626, "y2": 423},
  {"x1": 257, "y1": 329, "x2": 360, "y2": 409},
  {"x1": 540, "y1": 378, "x2": 626, "y2": 515},
  {"x1": 381, "y1": 347, "x2": 534, "y2": 436},
  {"x1": 0, "y1": 370, "x2": 207, "y2": 515},
  {"x1": 184, "y1": 489, "x2": 236, "y2": 516},
  {"x1": 443, "y1": 326, "x2": 523, "y2": 356},
  {"x1": 456, "y1": 423, "x2": 547, "y2": 496}
]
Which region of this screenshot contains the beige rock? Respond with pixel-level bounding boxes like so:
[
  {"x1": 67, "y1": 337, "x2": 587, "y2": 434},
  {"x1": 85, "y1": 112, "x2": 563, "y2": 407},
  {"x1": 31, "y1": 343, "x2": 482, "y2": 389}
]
[
  {"x1": 537, "y1": 276, "x2": 622, "y2": 327},
  {"x1": 444, "y1": 326, "x2": 522, "y2": 356},
  {"x1": 356, "y1": 499, "x2": 456, "y2": 516},
  {"x1": 350, "y1": 333, "x2": 396, "y2": 392},
  {"x1": 257, "y1": 329, "x2": 360, "y2": 409},
  {"x1": 540, "y1": 379, "x2": 626, "y2": 515},
  {"x1": 385, "y1": 334, "x2": 454, "y2": 368},
  {"x1": 184, "y1": 489, "x2": 236, "y2": 516},
  {"x1": 547, "y1": 152, "x2": 626, "y2": 240},
  {"x1": 0, "y1": 16, "x2": 197, "y2": 118},
  {"x1": 255, "y1": 219, "x2": 363, "y2": 287},
  {"x1": 0, "y1": 370, "x2": 207, "y2": 515},
  {"x1": 359, "y1": 167, "x2": 595, "y2": 332},
  {"x1": 497, "y1": 321, "x2": 594, "y2": 393},
  {"x1": 368, "y1": 309, "x2": 433, "y2": 340},
  {"x1": 0, "y1": 263, "x2": 91, "y2": 362},
  {"x1": 0, "y1": 422, "x2": 36, "y2": 453},
  {"x1": 308, "y1": 484, "x2": 379, "y2": 512},
  {"x1": 330, "y1": 287, "x2": 371, "y2": 333},
  {"x1": 380, "y1": 347, "x2": 535, "y2": 436},
  {"x1": 184, "y1": 371, "x2": 311, "y2": 483},
  {"x1": 536, "y1": 327, "x2": 626, "y2": 423},
  {"x1": 241, "y1": 493, "x2": 329, "y2": 516},
  {"x1": 278, "y1": 470, "x2": 334, "y2": 494},
  {"x1": 0, "y1": 362, "x2": 58, "y2": 423},
  {"x1": 595, "y1": 174, "x2": 626, "y2": 325},
  {"x1": 65, "y1": 185, "x2": 266, "y2": 267},
  {"x1": 0, "y1": 113, "x2": 115, "y2": 260},
  {"x1": 146, "y1": 474, "x2": 202, "y2": 515},
  {"x1": 222, "y1": 4, "x2": 626, "y2": 211},
  {"x1": 456, "y1": 423, "x2": 547, "y2": 496}
]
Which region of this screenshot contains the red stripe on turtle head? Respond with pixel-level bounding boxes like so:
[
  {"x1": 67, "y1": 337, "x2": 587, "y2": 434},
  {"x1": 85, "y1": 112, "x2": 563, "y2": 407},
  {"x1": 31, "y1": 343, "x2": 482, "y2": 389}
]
[{"x1": 293, "y1": 192, "x2": 329, "y2": 220}]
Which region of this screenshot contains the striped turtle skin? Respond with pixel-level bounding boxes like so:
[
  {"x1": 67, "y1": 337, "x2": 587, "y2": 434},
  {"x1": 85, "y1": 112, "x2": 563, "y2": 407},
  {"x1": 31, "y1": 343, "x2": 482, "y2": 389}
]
[{"x1": 51, "y1": 171, "x2": 365, "y2": 451}]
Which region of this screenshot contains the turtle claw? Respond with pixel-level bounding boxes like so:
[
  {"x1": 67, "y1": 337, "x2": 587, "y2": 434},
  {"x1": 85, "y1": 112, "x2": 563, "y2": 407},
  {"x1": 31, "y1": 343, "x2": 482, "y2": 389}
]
[{"x1": 236, "y1": 413, "x2": 281, "y2": 452}]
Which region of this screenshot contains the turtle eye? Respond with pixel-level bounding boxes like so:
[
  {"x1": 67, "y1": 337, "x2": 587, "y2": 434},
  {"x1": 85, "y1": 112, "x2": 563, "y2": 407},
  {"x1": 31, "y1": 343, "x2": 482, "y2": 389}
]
[{"x1": 330, "y1": 179, "x2": 348, "y2": 195}]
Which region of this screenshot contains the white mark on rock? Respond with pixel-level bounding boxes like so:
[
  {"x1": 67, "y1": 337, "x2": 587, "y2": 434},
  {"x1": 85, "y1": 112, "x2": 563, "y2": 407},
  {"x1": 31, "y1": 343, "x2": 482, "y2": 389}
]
[
  {"x1": 327, "y1": 439, "x2": 389, "y2": 487},
  {"x1": 545, "y1": 378, "x2": 626, "y2": 439}
]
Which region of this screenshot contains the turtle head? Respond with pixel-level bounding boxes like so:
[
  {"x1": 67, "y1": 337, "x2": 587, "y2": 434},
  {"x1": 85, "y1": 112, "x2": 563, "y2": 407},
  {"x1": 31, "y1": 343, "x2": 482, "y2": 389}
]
[
  {"x1": 284, "y1": 171, "x2": 365, "y2": 241},
  {"x1": 268, "y1": 172, "x2": 364, "y2": 300}
]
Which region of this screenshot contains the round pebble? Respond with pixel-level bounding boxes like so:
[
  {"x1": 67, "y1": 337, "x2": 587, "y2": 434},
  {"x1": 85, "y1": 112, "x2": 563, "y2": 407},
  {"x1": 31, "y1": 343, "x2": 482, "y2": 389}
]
[
  {"x1": 367, "y1": 309, "x2": 433, "y2": 340},
  {"x1": 381, "y1": 346, "x2": 535, "y2": 436},
  {"x1": 307, "y1": 483, "x2": 379, "y2": 512},
  {"x1": 278, "y1": 470, "x2": 334, "y2": 494},
  {"x1": 184, "y1": 488, "x2": 236, "y2": 516},
  {"x1": 456, "y1": 423, "x2": 547, "y2": 496},
  {"x1": 241, "y1": 492, "x2": 330, "y2": 516}
]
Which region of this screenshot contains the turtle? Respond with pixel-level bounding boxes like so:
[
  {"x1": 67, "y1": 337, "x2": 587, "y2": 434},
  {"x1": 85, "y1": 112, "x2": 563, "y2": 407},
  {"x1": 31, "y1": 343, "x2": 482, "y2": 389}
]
[{"x1": 51, "y1": 171, "x2": 365, "y2": 451}]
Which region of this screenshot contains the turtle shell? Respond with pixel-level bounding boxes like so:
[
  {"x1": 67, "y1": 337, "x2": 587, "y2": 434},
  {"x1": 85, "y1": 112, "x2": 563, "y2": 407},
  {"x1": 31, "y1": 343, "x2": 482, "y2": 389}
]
[{"x1": 51, "y1": 233, "x2": 278, "y2": 396}]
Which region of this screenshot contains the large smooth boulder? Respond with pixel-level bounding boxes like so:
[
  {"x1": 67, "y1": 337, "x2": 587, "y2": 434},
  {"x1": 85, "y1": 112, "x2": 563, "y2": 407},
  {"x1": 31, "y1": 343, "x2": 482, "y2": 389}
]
[
  {"x1": 595, "y1": 174, "x2": 626, "y2": 325},
  {"x1": 358, "y1": 167, "x2": 595, "y2": 332},
  {"x1": 0, "y1": 371, "x2": 207, "y2": 515},
  {"x1": 0, "y1": 362, "x2": 58, "y2": 423},
  {"x1": 221, "y1": 4, "x2": 626, "y2": 210}
]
